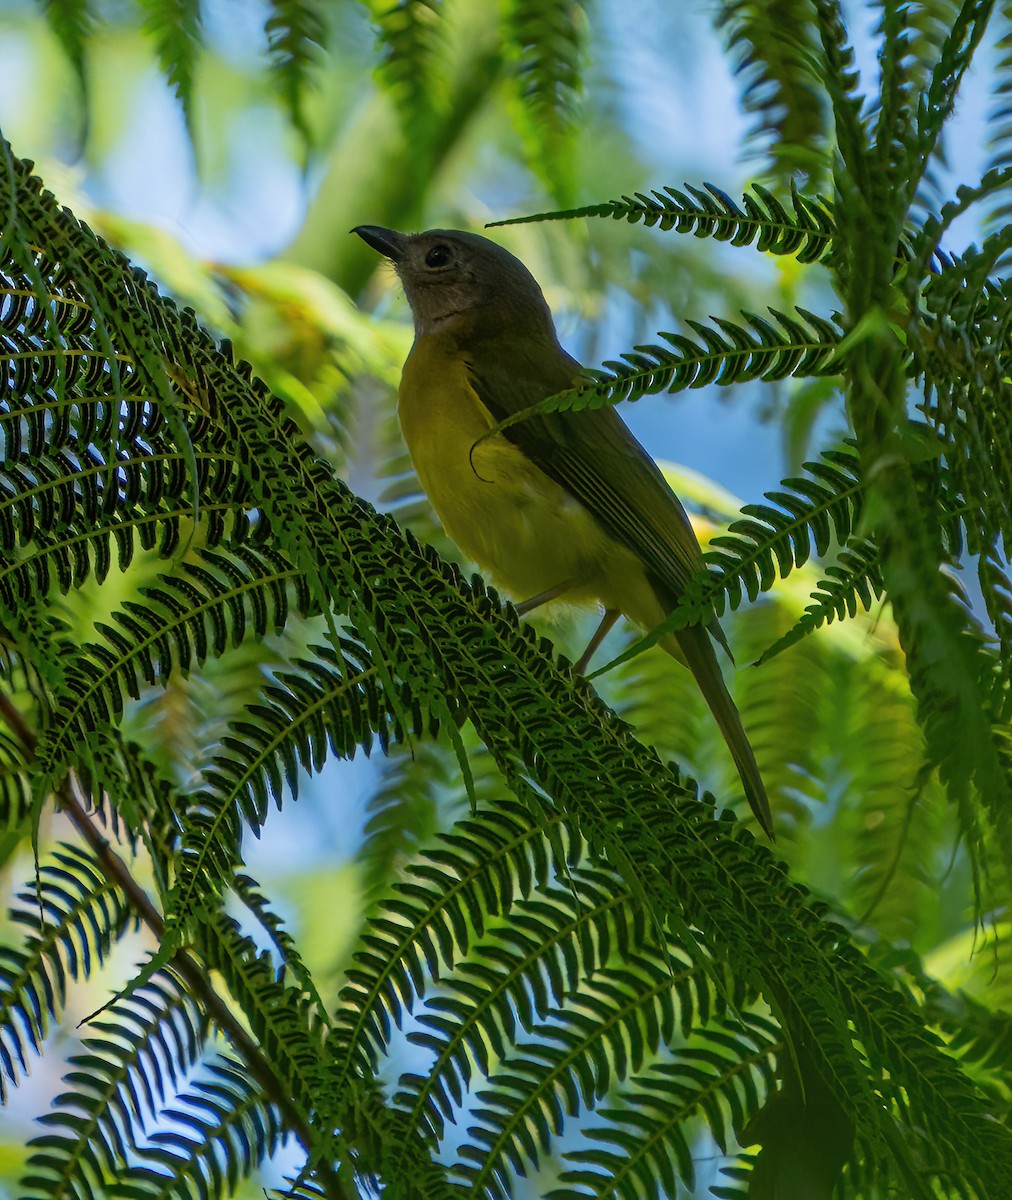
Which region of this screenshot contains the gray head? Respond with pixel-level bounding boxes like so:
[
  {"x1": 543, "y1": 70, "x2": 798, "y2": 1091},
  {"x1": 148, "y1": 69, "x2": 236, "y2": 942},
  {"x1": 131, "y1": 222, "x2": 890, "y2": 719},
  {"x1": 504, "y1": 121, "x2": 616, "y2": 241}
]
[{"x1": 353, "y1": 226, "x2": 558, "y2": 345}]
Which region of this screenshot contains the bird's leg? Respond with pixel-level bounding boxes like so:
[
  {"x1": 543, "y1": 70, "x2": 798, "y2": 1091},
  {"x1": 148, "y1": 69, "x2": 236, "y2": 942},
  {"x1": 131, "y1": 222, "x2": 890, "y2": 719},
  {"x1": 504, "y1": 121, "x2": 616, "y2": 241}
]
[
  {"x1": 574, "y1": 609, "x2": 620, "y2": 674},
  {"x1": 514, "y1": 580, "x2": 573, "y2": 616}
]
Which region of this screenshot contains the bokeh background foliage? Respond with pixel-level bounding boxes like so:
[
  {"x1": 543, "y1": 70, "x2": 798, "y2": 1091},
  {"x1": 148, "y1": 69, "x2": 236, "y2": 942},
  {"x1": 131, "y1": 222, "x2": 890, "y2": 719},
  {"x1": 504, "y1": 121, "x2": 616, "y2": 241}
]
[{"x1": 0, "y1": 0, "x2": 1011, "y2": 1197}]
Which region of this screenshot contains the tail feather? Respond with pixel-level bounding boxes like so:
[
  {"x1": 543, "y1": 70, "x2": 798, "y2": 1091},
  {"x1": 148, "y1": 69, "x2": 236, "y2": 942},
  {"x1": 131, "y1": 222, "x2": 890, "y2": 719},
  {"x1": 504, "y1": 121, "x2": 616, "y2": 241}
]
[{"x1": 673, "y1": 623, "x2": 774, "y2": 840}]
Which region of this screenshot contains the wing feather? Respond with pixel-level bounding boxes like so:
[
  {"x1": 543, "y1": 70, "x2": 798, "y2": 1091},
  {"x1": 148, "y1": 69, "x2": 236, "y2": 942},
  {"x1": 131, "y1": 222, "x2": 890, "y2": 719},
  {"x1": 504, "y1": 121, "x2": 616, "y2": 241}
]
[{"x1": 466, "y1": 353, "x2": 704, "y2": 609}]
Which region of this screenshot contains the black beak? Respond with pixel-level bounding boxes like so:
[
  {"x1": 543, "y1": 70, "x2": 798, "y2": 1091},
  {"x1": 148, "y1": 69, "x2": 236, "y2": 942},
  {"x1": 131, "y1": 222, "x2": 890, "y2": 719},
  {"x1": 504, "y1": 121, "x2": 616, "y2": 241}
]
[{"x1": 352, "y1": 225, "x2": 408, "y2": 262}]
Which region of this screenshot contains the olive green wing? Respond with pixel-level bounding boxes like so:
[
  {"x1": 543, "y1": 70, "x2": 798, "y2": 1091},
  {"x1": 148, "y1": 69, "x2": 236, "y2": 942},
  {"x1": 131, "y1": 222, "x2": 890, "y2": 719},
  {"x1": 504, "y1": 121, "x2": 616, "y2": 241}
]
[{"x1": 466, "y1": 350, "x2": 705, "y2": 610}]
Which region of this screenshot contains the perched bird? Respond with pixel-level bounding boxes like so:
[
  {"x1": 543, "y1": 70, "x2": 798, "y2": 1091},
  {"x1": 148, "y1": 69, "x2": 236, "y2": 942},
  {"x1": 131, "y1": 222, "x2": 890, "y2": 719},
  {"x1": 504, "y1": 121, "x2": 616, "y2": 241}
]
[{"x1": 353, "y1": 225, "x2": 773, "y2": 839}]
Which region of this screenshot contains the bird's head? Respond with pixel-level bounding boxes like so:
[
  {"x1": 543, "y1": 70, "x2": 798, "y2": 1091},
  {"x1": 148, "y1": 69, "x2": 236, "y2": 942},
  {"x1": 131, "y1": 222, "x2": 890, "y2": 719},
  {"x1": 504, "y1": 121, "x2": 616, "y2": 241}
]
[{"x1": 352, "y1": 225, "x2": 557, "y2": 345}]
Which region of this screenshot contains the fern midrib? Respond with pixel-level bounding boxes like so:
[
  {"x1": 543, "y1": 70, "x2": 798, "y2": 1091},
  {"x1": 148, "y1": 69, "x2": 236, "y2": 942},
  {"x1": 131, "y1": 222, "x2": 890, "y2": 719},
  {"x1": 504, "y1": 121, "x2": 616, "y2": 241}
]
[
  {"x1": 0, "y1": 392, "x2": 152, "y2": 422},
  {"x1": 0, "y1": 285, "x2": 91, "y2": 311},
  {"x1": 174, "y1": 665, "x2": 377, "y2": 917}
]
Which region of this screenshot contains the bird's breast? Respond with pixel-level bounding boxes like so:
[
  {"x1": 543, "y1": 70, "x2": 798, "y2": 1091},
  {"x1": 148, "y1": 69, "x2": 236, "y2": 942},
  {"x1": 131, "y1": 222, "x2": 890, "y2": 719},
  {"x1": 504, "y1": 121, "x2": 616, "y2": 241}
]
[{"x1": 398, "y1": 337, "x2": 620, "y2": 603}]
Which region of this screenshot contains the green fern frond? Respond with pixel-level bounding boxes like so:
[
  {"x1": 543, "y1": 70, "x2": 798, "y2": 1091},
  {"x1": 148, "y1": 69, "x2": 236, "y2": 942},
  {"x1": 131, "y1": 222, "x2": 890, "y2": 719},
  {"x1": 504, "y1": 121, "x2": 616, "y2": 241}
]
[
  {"x1": 0, "y1": 307, "x2": 257, "y2": 608},
  {"x1": 911, "y1": 166, "x2": 1012, "y2": 272},
  {"x1": 19, "y1": 970, "x2": 207, "y2": 1200},
  {"x1": 138, "y1": 0, "x2": 202, "y2": 134},
  {"x1": 489, "y1": 181, "x2": 835, "y2": 264},
  {"x1": 844, "y1": 668, "x2": 940, "y2": 944},
  {"x1": 873, "y1": 1, "x2": 917, "y2": 186},
  {"x1": 548, "y1": 1013, "x2": 778, "y2": 1199},
  {"x1": 8, "y1": 139, "x2": 1012, "y2": 1190},
  {"x1": 871, "y1": 3, "x2": 975, "y2": 217},
  {"x1": 913, "y1": 336, "x2": 1012, "y2": 561},
  {"x1": 336, "y1": 1076, "x2": 460, "y2": 1199},
  {"x1": 39, "y1": 0, "x2": 93, "y2": 106},
  {"x1": 892, "y1": 564, "x2": 1012, "y2": 918},
  {"x1": 709, "y1": 1158, "x2": 755, "y2": 1200},
  {"x1": 702, "y1": 446, "x2": 864, "y2": 612},
  {"x1": 489, "y1": 308, "x2": 841, "y2": 435},
  {"x1": 265, "y1": 0, "x2": 326, "y2": 141},
  {"x1": 756, "y1": 539, "x2": 882, "y2": 663},
  {"x1": 913, "y1": 1, "x2": 994, "y2": 197},
  {"x1": 980, "y1": 549, "x2": 1012, "y2": 689},
  {"x1": 599, "y1": 445, "x2": 866, "y2": 675},
  {"x1": 503, "y1": 0, "x2": 587, "y2": 203},
  {"x1": 114, "y1": 1056, "x2": 281, "y2": 1200},
  {"x1": 733, "y1": 600, "x2": 830, "y2": 821},
  {"x1": 231, "y1": 873, "x2": 327, "y2": 1009},
  {"x1": 393, "y1": 873, "x2": 704, "y2": 1141},
  {"x1": 716, "y1": 1, "x2": 828, "y2": 179},
  {"x1": 34, "y1": 546, "x2": 309, "y2": 790},
  {"x1": 436, "y1": 953, "x2": 748, "y2": 1198},
  {"x1": 196, "y1": 911, "x2": 331, "y2": 1133},
  {"x1": 361, "y1": 742, "x2": 452, "y2": 897},
  {"x1": 810, "y1": 0, "x2": 870, "y2": 178},
  {"x1": 170, "y1": 638, "x2": 420, "y2": 927},
  {"x1": 0, "y1": 497, "x2": 263, "y2": 615},
  {"x1": 331, "y1": 801, "x2": 575, "y2": 1084},
  {"x1": 0, "y1": 845, "x2": 133, "y2": 1101},
  {"x1": 937, "y1": 991, "x2": 1012, "y2": 1103},
  {"x1": 361, "y1": 733, "x2": 505, "y2": 900},
  {"x1": 987, "y1": 5, "x2": 1012, "y2": 220},
  {"x1": 95, "y1": 731, "x2": 183, "y2": 897},
  {"x1": 367, "y1": 0, "x2": 445, "y2": 132},
  {"x1": 0, "y1": 715, "x2": 33, "y2": 831}
]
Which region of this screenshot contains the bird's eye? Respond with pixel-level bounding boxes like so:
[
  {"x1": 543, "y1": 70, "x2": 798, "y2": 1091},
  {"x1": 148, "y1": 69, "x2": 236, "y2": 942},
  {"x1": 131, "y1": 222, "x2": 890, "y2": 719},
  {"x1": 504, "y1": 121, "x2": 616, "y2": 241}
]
[{"x1": 424, "y1": 245, "x2": 453, "y2": 268}]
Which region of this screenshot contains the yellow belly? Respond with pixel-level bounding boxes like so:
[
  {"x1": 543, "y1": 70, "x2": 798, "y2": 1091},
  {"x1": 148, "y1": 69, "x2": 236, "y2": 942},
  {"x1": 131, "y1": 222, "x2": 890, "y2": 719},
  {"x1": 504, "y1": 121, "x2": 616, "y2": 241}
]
[{"x1": 398, "y1": 338, "x2": 643, "y2": 608}]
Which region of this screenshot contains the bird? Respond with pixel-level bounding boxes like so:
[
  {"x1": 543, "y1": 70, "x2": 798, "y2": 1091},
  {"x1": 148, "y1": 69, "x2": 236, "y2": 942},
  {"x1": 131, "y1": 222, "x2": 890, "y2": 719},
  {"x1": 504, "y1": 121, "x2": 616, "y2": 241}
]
[{"x1": 353, "y1": 225, "x2": 773, "y2": 839}]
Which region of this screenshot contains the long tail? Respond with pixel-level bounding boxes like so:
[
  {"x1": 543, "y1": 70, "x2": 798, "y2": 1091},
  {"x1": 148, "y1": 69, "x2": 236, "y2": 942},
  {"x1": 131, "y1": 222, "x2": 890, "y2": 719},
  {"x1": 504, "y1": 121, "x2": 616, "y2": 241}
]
[{"x1": 671, "y1": 623, "x2": 774, "y2": 840}]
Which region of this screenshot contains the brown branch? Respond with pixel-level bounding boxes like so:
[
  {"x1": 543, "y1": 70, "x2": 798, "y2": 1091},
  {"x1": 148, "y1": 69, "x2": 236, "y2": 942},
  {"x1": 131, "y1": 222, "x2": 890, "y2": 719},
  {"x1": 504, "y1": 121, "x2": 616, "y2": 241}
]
[{"x1": 0, "y1": 690, "x2": 350, "y2": 1200}]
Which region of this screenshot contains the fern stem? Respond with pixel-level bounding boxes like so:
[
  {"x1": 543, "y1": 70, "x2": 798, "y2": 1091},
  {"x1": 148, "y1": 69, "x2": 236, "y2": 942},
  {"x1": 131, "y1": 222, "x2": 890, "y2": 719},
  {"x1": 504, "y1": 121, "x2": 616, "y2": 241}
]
[{"x1": 0, "y1": 691, "x2": 351, "y2": 1200}]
